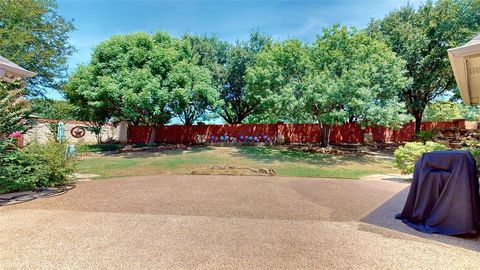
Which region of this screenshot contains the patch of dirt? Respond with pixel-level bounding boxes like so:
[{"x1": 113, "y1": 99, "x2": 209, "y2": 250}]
[
  {"x1": 285, "y1": 144, "x2": 397, "y2": 160},
  {"x1": 121, "y1": 144, "x2": 189, "y2": 152},
  {"x1": 191, "y1": 166, "x2": 276, "y2": 176},
  {"x1": 287, "y1": 144, "x2": 345, "y2": 155},
  {"x1": 73, "y1": 173, "x2": 100, "y2": 181},
  {"x1": 78, "y1": 144, "x2": 195, "y2": 159}
]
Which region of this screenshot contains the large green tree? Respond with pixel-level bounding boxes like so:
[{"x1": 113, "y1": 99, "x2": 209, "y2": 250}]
[
  {"x1": 245, "y1": 39, "x2": 312, "y2": 123},
  {"x1": 220, "y1": 32, "x2": 272, "y2": 124},
  {"x1": 165, "y1": 61, "x2": 219, "y2": 125},
  {"x1": 64, "y1": 32, "x2": 220, "y2": 143},
  {"x1": 422, "y1": 101, "x2": 463, "y2": 121},
  {"x1": 30, "y1": 98, "x2": 76, "y2": 120},
  {"x1": 65, "y1": 32, "x2": 179, "y2": 143},
  {"x1": 0, "y1": 0, "x2": 75, "y2": 96},
  {"x1": 422, "y1": 100, "x2": 480, "y2": 121},
  {"x1": 368, "y1": 0, "x2": 480, "y2": 132},
  {"x1": 181, "y1": 34, "x2": 229, "y2": 90},
  {"x1": 181, "y1": 32, "x2": 272, "y2": 124},
  {"x1": 63, "y1": 64, "x2": 115, "y2": 143},
  {"x1": 247, "y1": 26, "x2": 410, "y2": 146}
]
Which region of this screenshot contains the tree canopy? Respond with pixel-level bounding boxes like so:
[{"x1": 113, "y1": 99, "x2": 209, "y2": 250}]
[
  {"x1": 422, "y1": 101, "x2": 480, "y2": 121},
  {"x1": 179, "y1": 32, "x2": 273, "y2": 124},
  {"x1": 181, "y1": 34, "x2": 229, "y2": 91},
  {"x1": 245, "y1": 38, "x2": 312, "y2": 123},
  {"x1": 30, "y1": 98, "x2": 76, "y2": 120},
  {"x1": 165, "y1": 61, "x2": 219, "y2": 125},
  {"x1": 64, "y1": 32, "x2": 222, "y2": 142},
  {"x1": 0, "y1": 81, "x2": 31, "y2": 135},
  {"x1": 368, "y1": 0, "x2": 480, "y2": 132},
  {"x1": 0, "y1": 0, "x2": 75, "y2": 96},
  {"x1": 60, "y1": 0, "x2": 480, "y2": 145},
  {"x1": 246, "y1": 26, "x2": 410, "y2": 146},
  {"x1": 220, "y1": 32, "x2": 272, "y2": 124}
]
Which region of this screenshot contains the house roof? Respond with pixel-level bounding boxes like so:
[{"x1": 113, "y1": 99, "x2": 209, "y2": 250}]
[
  {"x1": 0, "y1": 55, "x2": 37, "y2": 81},
  {"x1": 465, "y1": 34, "x2": 480, "y2": 46},
  {"x1": 448, "y1": 34, "x2": 480, "y2": 105}
]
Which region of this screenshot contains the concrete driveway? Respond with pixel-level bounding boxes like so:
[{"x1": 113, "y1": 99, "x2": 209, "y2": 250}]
[{"x1": 0, "y1": 175, "x2": 479, "y2": 269}]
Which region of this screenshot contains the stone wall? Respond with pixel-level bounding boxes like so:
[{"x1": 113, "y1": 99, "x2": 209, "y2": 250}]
[{"x1": 22, "y1": 118, "x2": 128, "y2": 145}]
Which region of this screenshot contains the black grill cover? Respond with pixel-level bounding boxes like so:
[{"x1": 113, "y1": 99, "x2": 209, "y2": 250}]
[{"x1": 396, "y1": 150, "x2": 480, "y2": 235}]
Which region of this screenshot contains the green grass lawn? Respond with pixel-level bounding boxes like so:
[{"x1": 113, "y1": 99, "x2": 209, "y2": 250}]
[
  {"x1": 77, "y1": 144, "x2": 124, "y2": 153},
  {"x1": 76, "y1": 146, "x2": 399, "y2": 179},
  {"x1": 76, "y1": 143, "x2": 158, "y2": 153}
]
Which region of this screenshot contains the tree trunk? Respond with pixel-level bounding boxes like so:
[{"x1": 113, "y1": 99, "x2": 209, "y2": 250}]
[
  {"x1": 95, "y1": 132, "x2": 102, "y2": 144},
  {"x1": 183, "y1": 111, "x2": 194, "y2": 125},
  {"x1": 93, "y1": 124, "x2": 103, "y2": 144},
  {"x1": 148, "y1": 125, "x2": 157, "y2": 145},
  {"x1": 319, "y1": 123, "x2": 331, "y2": 148},
  {"x1": 414, "y1": 112, "x2": 423, "y2": 134}
]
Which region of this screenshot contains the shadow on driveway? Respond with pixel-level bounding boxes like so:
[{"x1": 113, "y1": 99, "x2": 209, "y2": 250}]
[{"x1": 361, "y1": 186, "x2": 480, "y2": 252}]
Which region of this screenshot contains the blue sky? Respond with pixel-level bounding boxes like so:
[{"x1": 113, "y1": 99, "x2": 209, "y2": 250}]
[{"x1": 50, "y1": 0, "x2": 422, "y2": 99}]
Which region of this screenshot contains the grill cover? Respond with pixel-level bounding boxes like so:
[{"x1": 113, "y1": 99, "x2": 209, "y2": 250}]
[{"x1": 396, "y1": 150, "x2": 480, "y2": 235}]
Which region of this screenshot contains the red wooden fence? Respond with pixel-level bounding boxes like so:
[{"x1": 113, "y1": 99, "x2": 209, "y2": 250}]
[{"x1": 127, "y1": 119, "x2": 477, "y2": 144}]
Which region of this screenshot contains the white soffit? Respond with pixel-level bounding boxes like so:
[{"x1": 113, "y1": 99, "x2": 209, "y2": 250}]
[
  {"x1": 448, "y1": 34, "x2": 480, "y2": 105},
  {"x1": 0, "y1": 55, "x2": 37, "y2": 81}
]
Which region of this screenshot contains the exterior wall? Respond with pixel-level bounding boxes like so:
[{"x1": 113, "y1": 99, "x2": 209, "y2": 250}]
[
  {"x1": 127, "y1": 120, "x2": 479, "y2": 145},
  {"x1": 22, "y1": 119, "x2": 128, "y2": 145}
]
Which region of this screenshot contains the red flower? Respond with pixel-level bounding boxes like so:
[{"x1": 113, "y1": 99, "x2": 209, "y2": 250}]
[{"x1": 8, "y1": 131, "x2": 22, "y2": 139}]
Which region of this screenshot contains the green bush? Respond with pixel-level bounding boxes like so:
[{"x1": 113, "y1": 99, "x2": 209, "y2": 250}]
[
  {"x1": 0, "y1": 139, "x2": 76, "y2": 194},
  {"x1": 0, "y1": 139, "x2": 40, "y2": 193},
  {"x1": 415, "y1": 129, "x2": 437, "y2": 142},
  {"x1": 23, "y1": 140, "x2": 76, "y2": 188},
  {"x1": 394, "y1": 141, "x2": 448, "y2": 174},
  {"x1": 466, "y1": 147, "x2": 480, "y2": 172},
  {"x1": 77, "y1": 143, "x2": 123, "y2": 153},
  {"x1": 464, "y1": 139, "x2": 480, "y2": 148}
]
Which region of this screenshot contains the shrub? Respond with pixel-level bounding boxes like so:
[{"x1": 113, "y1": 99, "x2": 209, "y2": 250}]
[
  {"x1": 463, "y1": 140, "x2": 480, "y2": 171},
  {"x1": 23, "y1": 140, "x2": 76, "y2": 188},
  {"x1": 0, "y1": 139, "x2": 76, "y2": 194},
  {"x1": 394, "y1": 141, "x2": 448, "y2": 174},
  {"x1": 0, "y1": 138, "x2": 40, "y2": 193},
  {"x1": 77, "y1": 143, "x2": 123, "y2": 153},
  {"x1": 464, "y1": 139, "x2": 480, "y2": 148},
  {"x1": 415, "y1": 129, "x2": 437, "y2": 142},
  {"x1": 465, "y1": 147, "x2": 480, "y2": 173}
]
